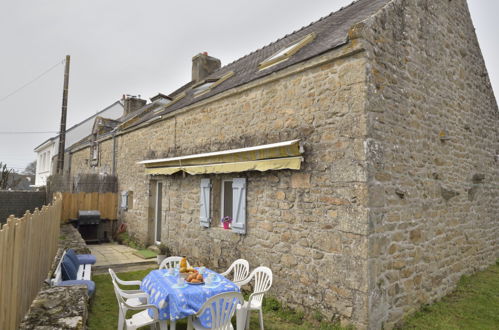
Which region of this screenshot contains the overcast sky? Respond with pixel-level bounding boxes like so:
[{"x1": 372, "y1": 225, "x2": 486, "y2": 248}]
[{"x1": 0, "y1": 0, "x2": 497, "y2": 172}]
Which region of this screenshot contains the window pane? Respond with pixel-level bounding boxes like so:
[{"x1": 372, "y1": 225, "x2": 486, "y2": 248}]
[
  {"x1": 267, "y1": 42, "x2": 298, "y2": 61},
  {"x1": 193, "y1": 82, "x2": 215, "y2": 94},
  {"x1": 223, "y1": 181, "x2": 233, "y2": 218}
]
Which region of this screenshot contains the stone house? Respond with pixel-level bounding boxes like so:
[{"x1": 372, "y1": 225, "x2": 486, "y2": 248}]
[
  {"x1": 33, "y1": 100, "x2": 123, "y2": 186},
  {"x1": 67, "y1": 0, "x2": 498, "y2": 328}
]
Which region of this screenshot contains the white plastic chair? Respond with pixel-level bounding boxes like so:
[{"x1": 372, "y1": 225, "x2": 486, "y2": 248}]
[
  {"x1": 112, "y1": 279, "x2": 159, "y2": 330},
  {"x1": 109, "y1": 268, "x2": 148, "y2": 329},
  {"x1": 187, "y1": 292, "x2": 244, "y2": 330},
  {"x1": 236, "y1": 266, "x2": 273, "y2": 330},
  {"x1": 108, "y1": 268, "x2": 144, "y2": 294},
  {"x1": 159, "y1": 256, "x2": 191, "y2": 270},
  {"x1": 220, "y1": 259, "x2": 250, "y2": 287}
]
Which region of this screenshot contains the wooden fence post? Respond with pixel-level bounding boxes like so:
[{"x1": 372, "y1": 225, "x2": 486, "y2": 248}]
[{"x1": 0, "y1": 193, "x2": 63, "y2": 329}]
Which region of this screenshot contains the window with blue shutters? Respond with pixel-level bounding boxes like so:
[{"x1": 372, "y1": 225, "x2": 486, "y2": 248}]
[{"x1": 200, "y1": 177, "x2": 247, "y2": 233}]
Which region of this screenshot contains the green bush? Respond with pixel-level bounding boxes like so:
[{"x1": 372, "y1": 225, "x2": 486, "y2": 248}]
[
  {"x1": 115, "y1": 231, "x2": 144, "y2": 249},
  {"x1": 263, "y1": 296, "x2": 282, "y2": 312},
  {"x1": 158, "y1": 243, "x2": 170, "y2": 255},
  {"x1": 313, "y1": 310, "x2": 324, "y2": 322}
]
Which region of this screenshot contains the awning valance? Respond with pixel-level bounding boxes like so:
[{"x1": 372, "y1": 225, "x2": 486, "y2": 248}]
[{"x1": 139, "y1": 139, "x2": 303, "y2": 175}]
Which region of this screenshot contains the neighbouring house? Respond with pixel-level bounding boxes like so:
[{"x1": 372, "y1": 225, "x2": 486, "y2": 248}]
[
  {"x1": 66, "y1": 0, "x2": 498, "y2": 328},
  {"x1": 6, "y1": 173, "x2": 35, "y2": 190},
  {"x1": 33, "y1": 100, "x2": 124, "y2": 186}
]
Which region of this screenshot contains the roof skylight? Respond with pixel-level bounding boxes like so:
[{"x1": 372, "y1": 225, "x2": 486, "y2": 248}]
[
  {"x1": 193, "y1": 82, "x2": 215, "y2": 95},
  {"x1": 192, "y1": 71, "x2": 234, "y2": 97},
  {"x1": 259, "y1": 32, "x2": 316, "y2": 70}
]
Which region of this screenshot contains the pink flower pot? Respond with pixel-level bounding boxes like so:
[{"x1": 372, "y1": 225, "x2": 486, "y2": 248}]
[{"x1": 223, "y1": 222, "x2": 230, "y2": 229}]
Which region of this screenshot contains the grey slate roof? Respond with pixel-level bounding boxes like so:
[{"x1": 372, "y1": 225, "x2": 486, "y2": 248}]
[
  {"x1": 128, "y1": 0, "x2": 390, "y2": 130},
  {"x1": 34, "y1": 100, "x2": 123, "y2": 151}
]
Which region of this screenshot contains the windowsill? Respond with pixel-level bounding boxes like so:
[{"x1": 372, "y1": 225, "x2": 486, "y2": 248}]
[{"x1": 211, "y1": 226, "x2": 233, "y2": 232}]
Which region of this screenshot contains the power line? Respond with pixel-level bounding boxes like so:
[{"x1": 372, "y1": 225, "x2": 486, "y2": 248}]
[
  {"x1": 0, "y1": 131, "x2": 57, "y2": 133},
  {"x1": 0, "y1": 59, "x2": 65, "y2": 103}
]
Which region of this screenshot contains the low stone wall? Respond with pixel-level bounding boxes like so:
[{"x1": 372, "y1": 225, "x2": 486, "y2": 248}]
[
  {"x1": 59, "y1": 223, "x2": 91, "y2": 254},
  {"x1": 20, "y1": 224, "x2": 91, "y2": 329},
  {"x1": 19, "y1": 286, "x2": 88, "y2": 330},
  {"x1": 0, "y1": 190, "x2": 46, "y2": 224}
]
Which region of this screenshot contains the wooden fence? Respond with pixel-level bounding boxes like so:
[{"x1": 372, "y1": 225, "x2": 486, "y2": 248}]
[
  {"x1": 0, "y1": 193, "x2": 62, "y2": 330},
  {"x1": 60, "y1": 192, "x2": 118, "y2": 222}
]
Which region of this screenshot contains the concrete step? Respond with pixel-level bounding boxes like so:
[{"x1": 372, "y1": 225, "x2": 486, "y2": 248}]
[{"x1": 93, "y1": 260, "x2": 158, "y2": 275}]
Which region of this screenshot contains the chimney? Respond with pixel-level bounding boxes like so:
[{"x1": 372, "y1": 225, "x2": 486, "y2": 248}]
[
  {"x1": 122, "y1": 94, "x2": 147, "y2": 116},
  {"x1": 192, "y1": 52, "x2": 221, "y2": 83}
]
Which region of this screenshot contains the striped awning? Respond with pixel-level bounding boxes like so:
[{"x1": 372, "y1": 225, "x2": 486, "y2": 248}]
[{"x1": 139, "y1": 139, "x2": 303, "y2": 175}]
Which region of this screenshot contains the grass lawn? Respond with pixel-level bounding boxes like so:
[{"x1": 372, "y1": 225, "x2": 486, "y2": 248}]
[
  {"x1": 88, "y1": 262, "x2": 499, "y2": 329},
  {"x1": 133, "y1": 249, "x2": 157, "y2": 259},
  {"x1": 402, "y1": 261, "x2": 499, "y2": 329},
  {"x1": 88, "y1": 268, "x2": 347, "y2": 330}
]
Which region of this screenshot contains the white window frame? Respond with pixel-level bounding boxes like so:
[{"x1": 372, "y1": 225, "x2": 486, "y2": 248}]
[{"x1": 220, "y1": 179, "x2": 233, "y2": 228}]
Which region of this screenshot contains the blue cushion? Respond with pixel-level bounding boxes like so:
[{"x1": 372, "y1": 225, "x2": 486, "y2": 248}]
[
  {"x1": 65, "y1": 249, "x2": 81, "y2": 267},
  {"x1": 57, "y1": 280, "x2": 96, "y2": 297},
  {"x1": 61, "y1": 255, "x2": 77, "y2": 281},
  {"x1": 76, "y1": 254, "x2": 96, "y2": 265}
]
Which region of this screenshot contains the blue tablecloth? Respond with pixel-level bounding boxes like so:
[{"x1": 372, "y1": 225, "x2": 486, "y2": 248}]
[{"x1": 140, "y1": 268, "x2": 240, "y2": 326}]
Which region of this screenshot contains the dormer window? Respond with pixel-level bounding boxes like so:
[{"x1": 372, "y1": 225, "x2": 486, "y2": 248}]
[{"x1": 258, "y1": 32, "x2": 316, "y2": 70}]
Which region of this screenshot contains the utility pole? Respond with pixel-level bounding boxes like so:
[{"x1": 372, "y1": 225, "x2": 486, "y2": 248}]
[{"x1": 57, "y1": 55, "x2": 70, "y2": 174}]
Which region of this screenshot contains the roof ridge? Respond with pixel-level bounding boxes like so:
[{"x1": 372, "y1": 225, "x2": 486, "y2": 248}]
[
  {"x1": 217, "y1": 0, "x2": 362, "y2": 70},
  {"x1": 126, "y1": 0, "x2": 390, "y2": 130}
]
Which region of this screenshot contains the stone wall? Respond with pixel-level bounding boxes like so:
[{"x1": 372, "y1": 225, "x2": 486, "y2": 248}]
[
  {"x1": 59, "y1": 223, "x2": 92, "y2": 255},
  {"x1": 71, "y1": 147, "x2": 92, "y2": 176},
  {"x1": 357, "y1": 0, "x2": 499, "y2": 328},
  {"x1": 0, "y1": 190, "x2": 46, "y2": 224},
  {"x1": 67, "y1": 1, "x2": 499, "y2": 327},
  {"x1": 20, "y1": 225, "x2": 90, "y2": 329},
  {"x1": 19, "y1": 286, "x2": 88, "y2": 330},
  {"x1": 97, "y1": 135, "x2": 114, "y2": 175},
  {"x1": 71, "y1": 137, "x2": 114, "y2": 176},
  {"x1": 70, "y1": 42, "x2": 373, "y2": 327}
]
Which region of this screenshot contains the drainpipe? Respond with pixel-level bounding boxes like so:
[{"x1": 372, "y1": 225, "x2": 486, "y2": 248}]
[{"x1": 112, "y1": 129, "x2": 117, "y2": 176}]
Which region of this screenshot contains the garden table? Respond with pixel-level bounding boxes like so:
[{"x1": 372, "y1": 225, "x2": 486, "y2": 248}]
[{"x1": 140, "y1": 268, "x2": 240, "y2": 330}]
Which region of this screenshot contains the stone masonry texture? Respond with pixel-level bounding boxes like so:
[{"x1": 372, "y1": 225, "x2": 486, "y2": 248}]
[
  {"x1": 68, "y1": 0, "x2": 498, "y2": 328},
  {"x1": 71, "y1": 44, "x2": 372, "y2": 327},
  {"x1": 20, "y1": 229, "x2": 92, "y2": 330},
  {"x1": 356, "y1": 0, "x2": 499, "y2": 328}
]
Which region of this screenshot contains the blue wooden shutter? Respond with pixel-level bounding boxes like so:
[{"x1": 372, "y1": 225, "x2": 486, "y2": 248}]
[
  {"x1": 231, "y1": 178, "x2": 246, "y2": 234},
  {"x1": 200, "y1": 178, "x2": 211, "y2": 227}
]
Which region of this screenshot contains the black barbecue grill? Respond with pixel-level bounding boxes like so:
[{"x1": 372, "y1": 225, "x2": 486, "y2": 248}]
[{"x1": 77, "y1": 210, "x2": 101, "y2": 243}]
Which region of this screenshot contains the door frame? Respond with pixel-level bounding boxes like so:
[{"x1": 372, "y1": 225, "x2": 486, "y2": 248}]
[{"x1": 154, "y1": 181, "x2": 163, "y2": 244}]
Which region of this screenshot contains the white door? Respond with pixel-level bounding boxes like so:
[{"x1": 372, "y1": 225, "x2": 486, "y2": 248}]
[{"x1": 155, "y1": 181, "x2": 163, "y2": 243}]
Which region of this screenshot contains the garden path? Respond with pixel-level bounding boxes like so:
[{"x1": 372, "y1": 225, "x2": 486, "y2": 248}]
[{"x1": 89, "y1": 243, "x2": 157, "y2": 274}]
